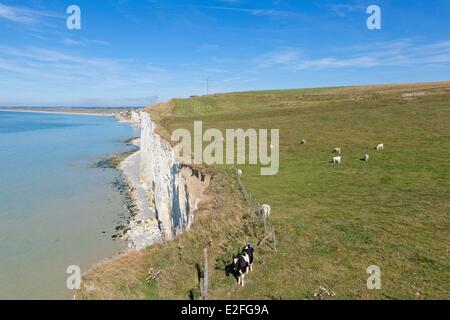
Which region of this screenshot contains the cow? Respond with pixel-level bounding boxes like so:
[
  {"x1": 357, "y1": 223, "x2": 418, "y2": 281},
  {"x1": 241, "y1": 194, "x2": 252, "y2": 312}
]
[
  {"x1": 237, "y1": 169, "x2": 243, "y2": 178},
  {"x1": 300, "y1": 139, "x2": 306, "y2": 145},
  {"x1": 260, "y1": 204, "x2": 271, "y2": 220},
  {"x1": 334, "y1": 147, "x2": 342, "y2": 155},
  {"x1": 233, "y1": 252, "x2": 250, "y2": 287},
  {"x1": 242, "y1": 244, "x2": 254, "y2": 273},
  {"x1": 375, "y1": 143, "x2": 384, "y2": 150},
  {"x1": 332, "y1": 156, "x2": 342, "y2": 164}
]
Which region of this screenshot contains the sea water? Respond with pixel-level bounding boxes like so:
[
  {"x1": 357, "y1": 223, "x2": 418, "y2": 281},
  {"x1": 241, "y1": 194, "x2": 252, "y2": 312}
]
[{"x1": 0, "y1": 111, "x2": 139, "y2": 299}]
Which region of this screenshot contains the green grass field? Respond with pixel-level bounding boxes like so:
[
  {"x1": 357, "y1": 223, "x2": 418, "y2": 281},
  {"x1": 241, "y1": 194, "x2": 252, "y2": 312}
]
[{"x1": 79, "y1": 82, "x2": 450, "y2": 300}]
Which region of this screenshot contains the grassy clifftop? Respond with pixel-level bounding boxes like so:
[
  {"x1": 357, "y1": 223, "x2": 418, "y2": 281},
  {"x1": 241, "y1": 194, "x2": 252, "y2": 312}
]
[{"x1": 79, "y1": 82, "x2": 450, "y2": 300}]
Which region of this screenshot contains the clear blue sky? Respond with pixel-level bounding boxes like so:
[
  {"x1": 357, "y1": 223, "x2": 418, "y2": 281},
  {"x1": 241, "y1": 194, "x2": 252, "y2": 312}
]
[{"x1": 0, "y1": 0, "x2": 449, "y2": 107}]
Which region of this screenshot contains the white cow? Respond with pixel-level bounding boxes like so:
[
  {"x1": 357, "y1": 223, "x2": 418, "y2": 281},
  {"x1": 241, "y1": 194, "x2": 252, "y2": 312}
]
[
  {"x1": 260, "y1": 204, "x2": 271, "y2": 220},
  {"x1": 334, "y1": 147, "x2": 342, "y2": 155},
  {"x1": 332, "y1": 156, "x2": 342, "y2": 164},
  {"x1": 375, "y1": 143, "x2": 384, "y2": 150},
  {"x1": 237, "y1": 169, "x2": 243, "y2": 178},
  {"x1": 363, "y1": 154, "x2": 370, "y2": 161}
]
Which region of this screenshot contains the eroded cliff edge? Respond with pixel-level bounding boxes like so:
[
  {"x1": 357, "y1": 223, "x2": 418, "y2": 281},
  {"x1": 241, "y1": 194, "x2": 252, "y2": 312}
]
[{"x1": 121, "y1": 111, "x2": 210, "y2": 249}]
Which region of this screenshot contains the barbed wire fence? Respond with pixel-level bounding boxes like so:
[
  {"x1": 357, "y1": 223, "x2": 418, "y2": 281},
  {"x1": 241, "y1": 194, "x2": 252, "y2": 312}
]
[
  {"x1": 235, "y1": 168, "x2": 277, "y2": 251},
  {"x1": 197, "y1": 167, "x2": 278, "y2": 300}
]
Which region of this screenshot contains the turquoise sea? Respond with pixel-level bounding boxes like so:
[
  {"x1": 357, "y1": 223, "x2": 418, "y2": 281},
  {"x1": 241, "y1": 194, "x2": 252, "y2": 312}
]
[{"x1": 0, "y1": 111, "x2": 139, "y2": 299}]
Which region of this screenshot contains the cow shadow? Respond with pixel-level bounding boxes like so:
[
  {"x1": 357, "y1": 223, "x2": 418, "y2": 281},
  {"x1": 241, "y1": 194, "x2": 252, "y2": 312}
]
[
  {"x1": 225, "y1": 261, "x2": 236, "y2": 276},
  {"x1": 224, "y1": 256, "x2": 241, "y2": 284},
  {"x1": 187, "y1": 263, "x2": 205, "y2": 301},
  {"x1": 195, "y1": 263, "x2": 204, "y2": 282}
]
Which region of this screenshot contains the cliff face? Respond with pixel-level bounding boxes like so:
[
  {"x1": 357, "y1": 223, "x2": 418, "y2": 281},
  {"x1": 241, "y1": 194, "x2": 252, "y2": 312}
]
[
  {"x1": 130, "y1": 111, "x2": 141, "y2": 125},
  {"x1": 115, "y1": 110, "x2": 141, "y2": 128},
  {"x1": 125, "y1": 111, "x2": 210, "y2": 248}
]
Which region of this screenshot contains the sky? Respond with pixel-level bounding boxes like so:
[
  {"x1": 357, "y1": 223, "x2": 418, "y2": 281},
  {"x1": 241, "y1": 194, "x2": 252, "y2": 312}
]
[{"x1": 0, "y1": 0, "x2": 449, "y2": 107}]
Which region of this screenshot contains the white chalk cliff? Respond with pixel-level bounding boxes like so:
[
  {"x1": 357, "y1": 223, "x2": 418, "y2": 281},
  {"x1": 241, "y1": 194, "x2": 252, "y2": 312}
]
[{"x1": 121, "y1": 111, "x2": 210, "y2": 249}]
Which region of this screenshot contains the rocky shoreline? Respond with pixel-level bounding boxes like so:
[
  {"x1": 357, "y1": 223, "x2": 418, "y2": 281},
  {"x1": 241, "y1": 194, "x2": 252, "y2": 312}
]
[
  {"x1": 117, "y1": 136, "x2": 163, "y2": 249},
  {"x1": 112, "y1": 111, "x2": 163, "y2": 250}
]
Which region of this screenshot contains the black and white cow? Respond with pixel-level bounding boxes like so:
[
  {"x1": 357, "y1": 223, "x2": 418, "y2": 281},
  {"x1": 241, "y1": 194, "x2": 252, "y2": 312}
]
[
  {"x1": 242, "y1": 244, "x2": 254, "y2": 273},
  {"x1": 233, "y1": 243, "x2": 255, "y2": 287},
  {"x1": 233, "y1": 253, "x2": 250, "y2": 287}
]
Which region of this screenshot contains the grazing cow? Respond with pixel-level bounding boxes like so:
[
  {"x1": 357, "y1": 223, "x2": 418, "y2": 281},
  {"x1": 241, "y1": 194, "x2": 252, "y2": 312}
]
[
  {"x1": 233, "y1": 252, "x2": 250, "y2": 287},
  {"x1": 260, "y1": 204, "x2": 271, "y2": 220},
  {"x1": 363, "y1": 154, "x2": 370, "y2": 161},
  {"x1": 242, "y1": 244, "x2": 254, "y2": 273},
  {"x1": 334, "y1": 147, "x2": 342, "y2": 155},
  {"x1": 300, "y1": 139, "x2": 306, "y2": 145},
  {"x1": 375, "y1": 143, "x2": 384, "y2": 150},
  {"x1": 237, "y1": 169, "x2": 243, "y2": 178},
  {"x1": 332, "y1": 156, "x2": 342, "y2": 164}
]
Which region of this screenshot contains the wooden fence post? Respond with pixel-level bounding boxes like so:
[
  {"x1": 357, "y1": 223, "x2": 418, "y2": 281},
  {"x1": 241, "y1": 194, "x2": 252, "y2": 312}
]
[
  {"x1": 202, "y1": 248, "x2": 209, "y2": 300},
  {"x1": 272, "y1": 226, "x2": 277, "y2": 252}
]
